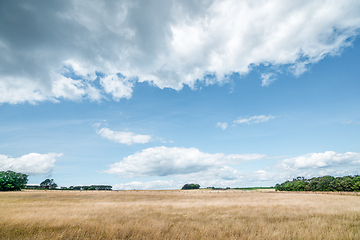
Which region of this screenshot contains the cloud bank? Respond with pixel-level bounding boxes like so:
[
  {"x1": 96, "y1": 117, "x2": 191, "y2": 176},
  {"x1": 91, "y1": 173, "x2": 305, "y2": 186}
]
[
  {"x1": 0, "y1": 153, "x2": 63, "y2": 175},
  {"x1": 108, "y1": 149, "x2": 360, "y2": 189},
  {"x1": 1, "y1": 0, "x2": 360, "y2": 104}
]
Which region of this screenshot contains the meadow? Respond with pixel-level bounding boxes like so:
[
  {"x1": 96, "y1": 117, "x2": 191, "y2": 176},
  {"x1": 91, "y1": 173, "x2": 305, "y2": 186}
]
[{"x1": 1, "y1": 190, "x2": 359, "y2": 239}]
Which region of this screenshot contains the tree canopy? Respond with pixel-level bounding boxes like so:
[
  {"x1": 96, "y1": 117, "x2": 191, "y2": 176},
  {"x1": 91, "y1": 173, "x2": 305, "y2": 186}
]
[{"x1": 0, "y1": 170, "x2": 28, "y2": 191}]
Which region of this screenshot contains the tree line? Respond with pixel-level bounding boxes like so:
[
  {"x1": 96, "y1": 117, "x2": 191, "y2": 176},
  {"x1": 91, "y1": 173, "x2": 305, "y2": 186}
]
[
  {"x1": 275, "y1": 175, "x2": 360, "y2": 192},
  {"x1": 0, "y1": 171, "x2": 112, "y2": 191},
  {"x1": 38, "y1": 179, "x2": 112, "y2": 190},
  {"x1": 61, "y1": 185, "x2": 112, "y2": 190}
]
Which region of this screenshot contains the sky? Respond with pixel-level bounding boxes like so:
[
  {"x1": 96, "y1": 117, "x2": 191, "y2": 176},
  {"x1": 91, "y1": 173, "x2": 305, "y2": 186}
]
[{"x1": 0, "y1": 0, "x2": 360, "y2": 190}]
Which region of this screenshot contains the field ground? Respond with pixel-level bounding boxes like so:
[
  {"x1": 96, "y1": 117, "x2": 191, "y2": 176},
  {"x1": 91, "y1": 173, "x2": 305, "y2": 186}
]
[{"x1": 1, "y1": 190, "x2": 360, "y2": 239}]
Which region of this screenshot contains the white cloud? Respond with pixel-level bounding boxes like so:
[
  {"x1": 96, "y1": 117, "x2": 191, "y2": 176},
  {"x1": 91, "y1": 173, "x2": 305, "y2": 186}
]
[
  {"x1": 92, "y1": 122, "x2": 102, "y2": 128},
  {"x1": 105, "y1": 147, "x2": 222, "y2": 177},
  {"x1": 0, "y1": 153, "x2": 63, "y2": 175},
  {"x1": 97, "y1": 127, "x2": 151, "y2": 145},
  {"x1": 92, "y1": 120, "x2": 107, "y2": 128},
  {"x1": 261, "y1": 73, "x2": 277, "y2": 87},
  {"x1": 1, "y1": 1, "x2": 360, "y2": 104},
  {"x1": 100, "y1": 74, "x2": 134, "y2": 101},
  {"x1": 0, "y1": 77, "x2": 49, "y2": 104},
  {"x1": 280, "y1": 151, "x2": 360, "y2": 169},
  {"x1": 233, "y1": 115, "x2": 275, "y2": 125},
  {"x1": 253, "y1": 151, "x2": 360, "y2": 183},
  {"x1": 104, "y1": 146, "x2": 266, "y2": 178},
  {"x1": 216, "y1": 122, "x2": 228, "y2": 130}
]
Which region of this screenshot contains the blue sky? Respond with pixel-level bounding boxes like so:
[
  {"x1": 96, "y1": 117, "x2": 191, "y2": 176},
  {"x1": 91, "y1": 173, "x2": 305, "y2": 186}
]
[{"x1": 1, "y1": 1, "x2": 360, "y2": 189}]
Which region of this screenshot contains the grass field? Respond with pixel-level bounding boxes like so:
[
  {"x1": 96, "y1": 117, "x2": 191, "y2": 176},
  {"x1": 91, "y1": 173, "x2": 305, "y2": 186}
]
[{"x1": 1, "y1": 190, "x2": 360, "y2": 239}]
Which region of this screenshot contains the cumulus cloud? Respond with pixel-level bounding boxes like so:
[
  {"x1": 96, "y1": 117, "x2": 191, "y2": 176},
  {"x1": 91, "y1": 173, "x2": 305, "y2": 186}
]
[
  {"x1": 0, "y1": 153, "x2": 63, "y2": 175},
  {"x1": 97, "y1": 127, "x2": 151, "y2": 145},
  {"x1": 280, "y1": 151, "x2": 360, "y2": 169},
  {"x1": 250, "y1": 151, "x2": 360, "y2": 183},
  {"x1": 104, "y1": 146, "x2": 266, "y2": 177},
  {"x1": 100, "y1": 74, "x2": 134, "y2": 101},
  {"x1": 233, "y1": 115, "x2": 275, "y2": 125},
  {"x1": 1, "y1": 0, "x2": 360, "y2": 104},
  {"x1": 216, "y1": 122, "x2": 228, "y2": 130}
]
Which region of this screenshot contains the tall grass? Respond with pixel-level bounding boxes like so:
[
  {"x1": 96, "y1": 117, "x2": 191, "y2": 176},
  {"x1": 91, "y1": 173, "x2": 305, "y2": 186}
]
[{"x1": 1, "y1": 190, "x2": 359, "y2": 239}]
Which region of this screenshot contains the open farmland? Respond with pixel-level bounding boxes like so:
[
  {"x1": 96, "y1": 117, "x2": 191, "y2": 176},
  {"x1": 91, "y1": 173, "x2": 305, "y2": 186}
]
[{"x1": 1, "y1": 190, "x2": 360, "y2": 239}]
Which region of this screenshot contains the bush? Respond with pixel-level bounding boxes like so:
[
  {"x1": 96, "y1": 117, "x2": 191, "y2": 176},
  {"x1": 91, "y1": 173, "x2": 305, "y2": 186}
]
[
  {"x1": 181, "y1": 183, "x2": 200, "y2": 190},
  {"x1": 0, "y1": 171, "x2": 28, "y2": 191}
]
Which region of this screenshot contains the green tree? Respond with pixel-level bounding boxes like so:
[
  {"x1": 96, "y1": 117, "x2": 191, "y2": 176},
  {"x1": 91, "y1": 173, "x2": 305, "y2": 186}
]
[
  {"x1": 182, "y1": 183, "x2": 200, "y2": 190},
  {"x1": 352, "y1": 176, "x2": 360, "y2": 191},
  {"x1": 309, "y1": 177, "x2": 320, "y2": 191},
  {"x1": 339, "y1": 176, "x2": 352, "y2": 191},
  {"x1": 283, "y1": 181, "x2": 293, "y2": 191},
  {"x1": 0, "y1": 171, "x2": 28, "y2": 191},
  {"x1": 317, "y1": 175, "x2": 334, "y2": 191},
  {"x1": 293, "y1": 180, "x2": 305, "y2": 191},
  {"x1": 40, "y1": 179, "x2": 58, "y2": 189}
]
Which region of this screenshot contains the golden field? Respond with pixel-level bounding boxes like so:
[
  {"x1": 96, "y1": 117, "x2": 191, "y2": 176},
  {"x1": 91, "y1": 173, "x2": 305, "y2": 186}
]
[{"x1": 0, "y1": 190, "x2": 360, "y2": 239}]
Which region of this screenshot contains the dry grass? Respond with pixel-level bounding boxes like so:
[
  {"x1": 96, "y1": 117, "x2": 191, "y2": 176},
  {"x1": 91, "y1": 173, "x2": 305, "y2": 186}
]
[{"x1": 1, "y1": 190, "x2": 359, "y2": 239}]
